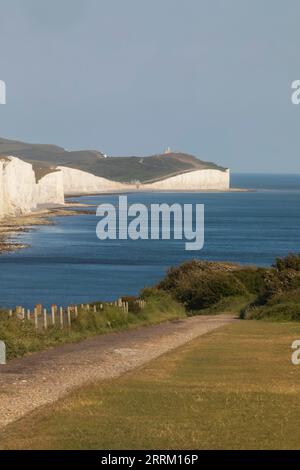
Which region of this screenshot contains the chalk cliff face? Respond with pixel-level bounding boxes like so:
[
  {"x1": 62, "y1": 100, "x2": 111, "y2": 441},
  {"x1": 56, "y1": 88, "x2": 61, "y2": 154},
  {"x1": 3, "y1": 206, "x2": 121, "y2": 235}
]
[
  {"x1": 57, "y1": 166, "x2": 134, "y2": 195},
  {"x1": 57, "y1": 166, "x2": 230, "y2": 195},
  {"x1": 142, "y1": 169, "x2": 230, "y2": 191},
  {"x1": 0, "y1": 157, "x2": 65, "y2": 218},
  {"x1": 36, "y1": 170, "x2": 65, "y2": 205},
  {"x1": 0, "y1": 156, "x2": 37, "y2": 217}
]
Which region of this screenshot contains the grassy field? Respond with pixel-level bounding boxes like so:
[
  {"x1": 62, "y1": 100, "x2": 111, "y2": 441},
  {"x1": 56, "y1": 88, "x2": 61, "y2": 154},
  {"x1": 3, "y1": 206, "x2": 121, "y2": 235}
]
[{"x1": 1, "y1": 320, "x2": 300, "y2": 450}]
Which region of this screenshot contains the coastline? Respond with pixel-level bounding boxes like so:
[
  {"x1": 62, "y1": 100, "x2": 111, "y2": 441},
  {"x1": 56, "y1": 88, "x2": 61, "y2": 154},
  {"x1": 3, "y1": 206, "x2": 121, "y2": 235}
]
[
  {"x1": 65, "y1": 187, "x2": 249, "y2": 198},
  {"x1": 0, "y1": 202, "x2": 93, "y2": 255}
]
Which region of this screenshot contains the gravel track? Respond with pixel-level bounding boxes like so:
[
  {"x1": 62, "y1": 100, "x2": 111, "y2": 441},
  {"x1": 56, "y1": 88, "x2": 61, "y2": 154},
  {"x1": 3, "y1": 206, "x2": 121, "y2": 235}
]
[{"x1": 0, "y1": 314, "x2": 236, "y2": 428}]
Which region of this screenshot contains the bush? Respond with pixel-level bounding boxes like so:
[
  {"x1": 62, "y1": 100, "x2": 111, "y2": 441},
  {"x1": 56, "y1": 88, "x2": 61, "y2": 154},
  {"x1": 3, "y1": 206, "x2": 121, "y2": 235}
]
[
  {"x1": 233, "y1": 267, "x2": 266, "y2": 295},
  {"x1": 239, "y1": 254, "x2": 300, "y2": 321},
  {"x1": 262, "y1": 268, "x2": 300, "y2": 301},
  {"x1": 126, "y1": 254, "x2": 300, "y2": 321},
  {"x1": 244, "y1": 302, "x2": 300, "y2": 322},
  {"x1": 274, "y1": 253, "x2": 300, "y2": 272},
  {"x1": 242, "y1": 286, "x2": 300, "y2": 321},
  {"x1": 157, "y1": 261, "x2": 247, "y2": 311}
]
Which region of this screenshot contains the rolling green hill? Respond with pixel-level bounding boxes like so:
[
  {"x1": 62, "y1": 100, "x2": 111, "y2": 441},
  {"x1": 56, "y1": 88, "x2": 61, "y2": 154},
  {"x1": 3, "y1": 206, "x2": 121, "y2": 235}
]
[{"x1": 0, "y1": 137, "x2": 227, "y2": 183}]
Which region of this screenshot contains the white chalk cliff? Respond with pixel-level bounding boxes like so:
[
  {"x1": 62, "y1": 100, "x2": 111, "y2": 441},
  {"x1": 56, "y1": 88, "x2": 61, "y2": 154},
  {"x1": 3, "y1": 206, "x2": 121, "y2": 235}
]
[
  {"x1": 143, "y1": 168, "x2": 230, "y2": 191},
  {"x1": 57, "y1": 166, "x2": 230, "y2": 195},
  {"x1": 57, "y1": 166, "x2": 134, "y2": 195},
  {"x1": 0, "y1": 156, "x2": 65, "y2": 218},
  {"x1": 36, "y1": 170, "x2": 65, "y2": 206},
  {"x1": 0, "y1": 156, "x2": 230, "y2": 218},
  {"x1": 0, "y1": 156, "x2": 37, "y2": 217}
]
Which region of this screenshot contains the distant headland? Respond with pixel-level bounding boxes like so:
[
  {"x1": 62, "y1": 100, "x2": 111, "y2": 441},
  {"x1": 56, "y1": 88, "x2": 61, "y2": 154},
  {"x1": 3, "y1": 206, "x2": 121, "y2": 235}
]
[{"x1": 0, "y1": 137, "x2": 230, "y2": 218}]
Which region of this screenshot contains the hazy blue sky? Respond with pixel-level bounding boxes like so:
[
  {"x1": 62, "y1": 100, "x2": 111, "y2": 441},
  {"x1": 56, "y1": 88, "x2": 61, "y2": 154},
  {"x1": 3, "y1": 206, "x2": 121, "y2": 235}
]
[{"x1": 0, "y1": 0, "x2": 300, "y2": 172}]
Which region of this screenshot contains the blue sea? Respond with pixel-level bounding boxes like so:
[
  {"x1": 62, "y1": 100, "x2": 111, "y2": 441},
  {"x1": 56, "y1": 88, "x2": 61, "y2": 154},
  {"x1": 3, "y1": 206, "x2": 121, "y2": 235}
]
[{"x1": 1, "y1": 173, "x2": 300, "y2": 308}]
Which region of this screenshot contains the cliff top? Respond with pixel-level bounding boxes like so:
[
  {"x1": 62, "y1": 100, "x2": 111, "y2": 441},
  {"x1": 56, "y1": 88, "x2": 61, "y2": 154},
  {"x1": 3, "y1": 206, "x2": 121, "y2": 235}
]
[{"x1": 0, "y1": 137, "x2": 228, "y2": 183}]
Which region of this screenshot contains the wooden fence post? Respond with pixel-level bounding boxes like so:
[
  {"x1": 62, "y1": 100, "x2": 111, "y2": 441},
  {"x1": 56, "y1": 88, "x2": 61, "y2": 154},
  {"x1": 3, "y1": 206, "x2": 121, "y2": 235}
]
[
  {"x1": 34, "y1": 308, "x2": 38, "y2": 330},
  {"x1": 43, "y1": 309, "x2": 47, "y2": 330},
  {"x1": 0, "y1": 341, "x2": 6, "y2": 365},
  {"x1": 75, "y1": 306, "x2": 78, "y2": 318},
  {"x1": 35, "y1": 304, "x2": 42, "y2": 316},
  {"x1": 51, "y1": 306, "x2": 55, "y2": 326},
  {"x1": 26, "y1": 309, "x2": 31, "y2": 321},
  {"x1": 9, "y1": 309, "x2": 12, "y2": 318},
  {"x1": 59, "y1": 307, "x2": 63, "y2": 329},
  {"x1": 67, "y1": 307, "x2": 71, "y2": 327}
]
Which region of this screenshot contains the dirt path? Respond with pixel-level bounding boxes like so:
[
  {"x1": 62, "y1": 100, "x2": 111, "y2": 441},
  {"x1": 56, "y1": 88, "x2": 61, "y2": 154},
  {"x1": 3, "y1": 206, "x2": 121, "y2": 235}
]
[{"x1": 0, "y1": 314, "x2": 236, "y2": 428}]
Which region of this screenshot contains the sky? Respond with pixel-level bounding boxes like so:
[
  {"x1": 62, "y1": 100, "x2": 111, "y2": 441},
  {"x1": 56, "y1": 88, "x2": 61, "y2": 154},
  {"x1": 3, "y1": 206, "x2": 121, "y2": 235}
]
[{"x1": 0, "y1": 0, "x2": 300, "y2": 172}]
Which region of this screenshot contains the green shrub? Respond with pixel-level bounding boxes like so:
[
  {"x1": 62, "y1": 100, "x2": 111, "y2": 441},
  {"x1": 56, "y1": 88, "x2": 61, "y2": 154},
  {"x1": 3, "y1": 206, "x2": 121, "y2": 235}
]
[
  {"x1": 157, "y1": 261, "x2": 247, "y2": 311},
  {"x1": 233, "y1": 267, "x2": 266, "y2": 295},
  {"x1": 242, "y1": 286, "x2": 300, "y2": 321},
  {"x1": 239, "y1": 254, "x2": 300, "y2": 321},
  {"x1": 274, "y1": 253, "x2": 300, "y2": 272},
  {"x1": 261, "y1": 268, "x2": 300, "y2": 301},
  {"x1": 267, "y1": 287, "x2": 300, "y2": 305},
  {"x1": 244, "y1": 302, "x2": 300, "y2": 322}
]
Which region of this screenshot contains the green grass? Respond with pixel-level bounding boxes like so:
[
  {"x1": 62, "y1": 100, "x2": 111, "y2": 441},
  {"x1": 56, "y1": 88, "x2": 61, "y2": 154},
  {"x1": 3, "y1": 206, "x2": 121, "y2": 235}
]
[
  {"x1": 2, "y1": 320, "x2": 300, "y2": 449},
  {"x1": 0, "y1": 292, "x2": 185, "y2": 360}
]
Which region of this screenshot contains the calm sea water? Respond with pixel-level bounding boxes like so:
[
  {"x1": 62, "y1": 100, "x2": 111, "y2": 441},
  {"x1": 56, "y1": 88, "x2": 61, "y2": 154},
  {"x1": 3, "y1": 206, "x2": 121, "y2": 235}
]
[{"x1": 1, "y1": 173, "x2": 300, "y2": 308}]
